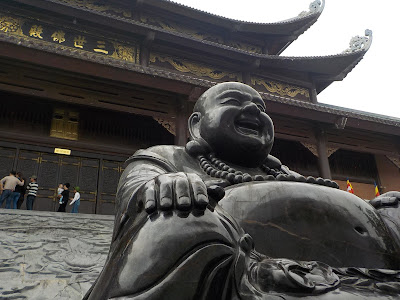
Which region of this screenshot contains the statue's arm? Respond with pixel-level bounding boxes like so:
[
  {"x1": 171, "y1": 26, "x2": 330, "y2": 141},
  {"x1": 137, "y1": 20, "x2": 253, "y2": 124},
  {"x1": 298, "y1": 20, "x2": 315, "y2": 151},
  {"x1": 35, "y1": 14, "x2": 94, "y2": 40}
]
[
  {"x1": 90, "y1": 155, "x2": 234, "y2": 300},
  {"x1": 112, "y1": 160, "x2": 167, "y2": 241},
  {"x1": 112, "y1": 152, "x2": 210, "y2": 242},
  {"x1": 115, "y1": 161, "x2": 166, "y2": 219}
]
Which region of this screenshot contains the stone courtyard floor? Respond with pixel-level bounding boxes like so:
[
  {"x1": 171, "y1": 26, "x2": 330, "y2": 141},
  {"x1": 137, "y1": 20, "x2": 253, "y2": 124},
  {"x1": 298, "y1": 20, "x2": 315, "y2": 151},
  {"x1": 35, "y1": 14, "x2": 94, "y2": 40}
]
[{"x1": 0, "y1": 209, "x2": 114, "y2": 299}]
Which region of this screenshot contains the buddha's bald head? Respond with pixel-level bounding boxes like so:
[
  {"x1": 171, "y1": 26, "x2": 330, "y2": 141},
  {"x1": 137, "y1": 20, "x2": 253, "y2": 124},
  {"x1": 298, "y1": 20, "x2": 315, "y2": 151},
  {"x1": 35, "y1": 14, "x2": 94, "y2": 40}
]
[
  {"x1": 189, "y1": 82, "x2": 274, "y2": 167},
  {"x1": 194, "y1": 82, "x2": 264, "y2": 115}
]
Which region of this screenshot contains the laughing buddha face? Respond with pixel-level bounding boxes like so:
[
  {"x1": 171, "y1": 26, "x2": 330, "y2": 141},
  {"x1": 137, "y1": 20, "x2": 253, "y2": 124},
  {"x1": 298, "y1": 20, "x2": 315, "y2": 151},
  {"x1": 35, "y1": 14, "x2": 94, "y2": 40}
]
[{"x1": 189, "y1": 82, "x2": 274, "y2": 167}]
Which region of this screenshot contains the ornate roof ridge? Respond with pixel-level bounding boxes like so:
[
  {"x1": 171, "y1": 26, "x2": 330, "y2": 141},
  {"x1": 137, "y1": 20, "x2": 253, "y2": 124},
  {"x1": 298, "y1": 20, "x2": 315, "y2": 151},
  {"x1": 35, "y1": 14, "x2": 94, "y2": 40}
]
[
  {"x1": 342, "y1": 29, "x2": 373, "y2": 54},
  {"x1": 159, "y1": 0, "x2": 324, "y2": 26},
  {"x1": 272, "y1": 30, "x2": 373, "y2": 60}
]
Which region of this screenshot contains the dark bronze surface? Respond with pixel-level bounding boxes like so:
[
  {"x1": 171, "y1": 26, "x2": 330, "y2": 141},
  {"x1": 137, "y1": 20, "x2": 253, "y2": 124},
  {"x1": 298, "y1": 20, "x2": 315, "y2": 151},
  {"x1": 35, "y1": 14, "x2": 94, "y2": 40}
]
[
  {"x1": 86, "y1": 82, "x2": 400, "y2": 299},
  {"x1": 220, "y1": 181, "x2": 400, "y2": 269}
]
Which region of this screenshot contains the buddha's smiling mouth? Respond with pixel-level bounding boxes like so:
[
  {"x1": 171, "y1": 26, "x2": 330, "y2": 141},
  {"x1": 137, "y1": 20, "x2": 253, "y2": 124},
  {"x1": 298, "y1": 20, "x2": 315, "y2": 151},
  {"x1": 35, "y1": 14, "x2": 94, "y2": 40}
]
[{"x1": 235, "y1": 119, "x2": 261, "y2": 136}]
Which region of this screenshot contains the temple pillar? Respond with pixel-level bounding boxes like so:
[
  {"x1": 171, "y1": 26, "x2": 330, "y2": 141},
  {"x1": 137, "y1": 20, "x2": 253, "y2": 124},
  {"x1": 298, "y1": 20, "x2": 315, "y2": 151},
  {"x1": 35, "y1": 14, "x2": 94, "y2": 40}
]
[
  {"x1": 139, "y1": 31, "x2": 155, "y2": 67},
  {"x1": 310, "y1": 85, "x2": 318, "y2": 104},
  {"x1": 315, "y1": 128, "x2": 331, "y2": 179},
  {"x1": 242, "y1": 72, "x2": 251, "y2": 85},
  {"x1": 174, "y1": 98, "x2": 188, "y2": 146},
  {"x1": 174, "y1": 86, "x2": 204, "y2": 146}
]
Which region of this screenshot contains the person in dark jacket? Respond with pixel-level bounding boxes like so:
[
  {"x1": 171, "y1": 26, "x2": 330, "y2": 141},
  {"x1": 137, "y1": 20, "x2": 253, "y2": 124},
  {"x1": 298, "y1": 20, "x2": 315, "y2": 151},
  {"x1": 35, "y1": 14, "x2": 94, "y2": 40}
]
[{"x1": 13, "y1": 172, "x2": 25, "y2": 209}]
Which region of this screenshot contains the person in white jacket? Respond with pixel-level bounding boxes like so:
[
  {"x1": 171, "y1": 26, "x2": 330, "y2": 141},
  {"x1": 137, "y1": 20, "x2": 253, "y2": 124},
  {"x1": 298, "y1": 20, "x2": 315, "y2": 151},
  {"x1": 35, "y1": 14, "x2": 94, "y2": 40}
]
[{"x1": 69, "y1": 186, "x2": 80, "y2": 213}]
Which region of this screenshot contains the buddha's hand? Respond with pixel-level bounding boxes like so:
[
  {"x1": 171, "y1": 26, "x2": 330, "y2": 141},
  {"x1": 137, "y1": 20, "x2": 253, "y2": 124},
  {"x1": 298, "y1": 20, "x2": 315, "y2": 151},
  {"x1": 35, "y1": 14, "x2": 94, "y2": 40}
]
[
  {"x1": 139, "y1": 172, "x2": 210, "y2": 214},
  {"x1": 370, "y1": 191, "x2": 400, "y2": 209}
]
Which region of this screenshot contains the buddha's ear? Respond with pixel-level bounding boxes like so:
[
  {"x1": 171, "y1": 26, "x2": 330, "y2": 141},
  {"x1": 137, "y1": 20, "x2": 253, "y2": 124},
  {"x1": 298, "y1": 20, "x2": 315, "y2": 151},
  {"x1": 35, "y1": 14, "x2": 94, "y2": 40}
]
[
  {"x1": 186, "y1": 112, "x2": 210, "y2": 156},
  {"x1": 188, "y1": 112, "x2": 202, "y2": 139}
]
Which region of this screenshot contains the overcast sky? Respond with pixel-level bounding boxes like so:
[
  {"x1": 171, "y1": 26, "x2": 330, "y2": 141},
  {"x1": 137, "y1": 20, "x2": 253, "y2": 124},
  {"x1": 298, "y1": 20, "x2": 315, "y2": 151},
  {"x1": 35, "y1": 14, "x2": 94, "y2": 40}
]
[{"x1": 173, "y1": 0, "x2": 400, "y2": 119}]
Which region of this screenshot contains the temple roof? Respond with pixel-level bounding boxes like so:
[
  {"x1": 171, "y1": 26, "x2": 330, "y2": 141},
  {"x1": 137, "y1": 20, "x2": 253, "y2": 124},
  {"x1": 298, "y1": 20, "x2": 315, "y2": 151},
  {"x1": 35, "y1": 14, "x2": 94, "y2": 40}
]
[
  {"x1": 259, "y1": 30, "x2": 372, "y2": 93},
  {"x1": 0, "y1": 0, "x2": 373, "y2": 109},
  {"x1": 147, "y1": 0, "x2": 324, "y2": 26},
  {"x1": 3, "y1": 0, "x2": 368, "y2": 92},
  {"x1": 9, "y1": 0, "x2": 325, "y2": 56},
  {"x1": 139, "y1": 0, "x2": 325, "y2": 54},
  {"x1": 0, "y1": 28, "x2": 376, "y2": 120},
  {"x1": 143, "y1": 0, "x2": 325, "y2": 35},
  {"x1": 1, "y1": 30, "x2": 389, "y2": 135}
]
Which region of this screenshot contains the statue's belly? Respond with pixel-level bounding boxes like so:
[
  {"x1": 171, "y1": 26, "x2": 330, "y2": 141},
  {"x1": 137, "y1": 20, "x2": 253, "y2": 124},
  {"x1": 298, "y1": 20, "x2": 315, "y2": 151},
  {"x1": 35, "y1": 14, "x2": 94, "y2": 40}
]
[{"x1": 219, "y1": 181, "x2": 400, "y2": 269}]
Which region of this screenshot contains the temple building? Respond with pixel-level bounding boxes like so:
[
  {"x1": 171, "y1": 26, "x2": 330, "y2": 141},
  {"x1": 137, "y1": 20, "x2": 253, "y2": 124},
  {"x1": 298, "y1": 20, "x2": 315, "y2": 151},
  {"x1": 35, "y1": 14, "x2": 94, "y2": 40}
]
[{"x1": 0, "y1": 0, "x2": 399, "y2": 214}]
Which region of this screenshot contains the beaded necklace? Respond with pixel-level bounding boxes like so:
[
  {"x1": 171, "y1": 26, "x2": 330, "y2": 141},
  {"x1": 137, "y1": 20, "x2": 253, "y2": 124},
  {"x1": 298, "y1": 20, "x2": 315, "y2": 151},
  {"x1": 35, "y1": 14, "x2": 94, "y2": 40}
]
[{"x1": 198, "y1": 153, "x2": 339, "y2": 189}]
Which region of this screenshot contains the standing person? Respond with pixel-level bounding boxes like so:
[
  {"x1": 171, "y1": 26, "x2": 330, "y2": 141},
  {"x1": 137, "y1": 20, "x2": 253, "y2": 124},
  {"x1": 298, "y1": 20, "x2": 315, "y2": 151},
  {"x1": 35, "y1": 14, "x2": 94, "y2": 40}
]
[
  {"x1": 57, "y1": 183, "x2": 70, "y2": 212},
  {"x1": 16, "y1": 173, "x2": 27, "y2": 209},
  {"x1": 69, "y1": 186, "x2": 80, "y2": 213},
  {"x1": 25, "y1": 175, "x2": 38, "y2": 210},
  {"x1": 0, "y1": 171, "x2": 24, "y2": 209},
  {"x1": 12, "y1": 172, "x2": 25, "y2": 209}
]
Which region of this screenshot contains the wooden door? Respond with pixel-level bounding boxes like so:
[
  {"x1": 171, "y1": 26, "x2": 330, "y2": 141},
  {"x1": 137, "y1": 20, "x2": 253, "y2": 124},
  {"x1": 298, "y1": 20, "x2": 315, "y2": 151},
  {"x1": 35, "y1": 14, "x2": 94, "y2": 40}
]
[
  {"x1": 2, "y1": 145, "x2": 122, "y2": 214},
  {"x1": 96, "y1": 160, "x2": 123, "y2": 215},
  {"x1": 0, "y1": 146, "x2": 17, "y2": 208},
  {"x1": 15, "y1": 150, "x2": 40, "y2": 180},
  {"x1": 14, "y1": 149, "x2": 41, "y2": 209},
  {"x1": 35, "y1": 153, "x2": 60, "y2": 211},
  {"x1": 0, "y1": 147, "x2": 16, "y2": 178},
  {"x1": 77, "y1": 158, "x2": 99, "y2": 214},
  {"x1": 58, "y1": 156, "x2": 80, "y2": 189}
]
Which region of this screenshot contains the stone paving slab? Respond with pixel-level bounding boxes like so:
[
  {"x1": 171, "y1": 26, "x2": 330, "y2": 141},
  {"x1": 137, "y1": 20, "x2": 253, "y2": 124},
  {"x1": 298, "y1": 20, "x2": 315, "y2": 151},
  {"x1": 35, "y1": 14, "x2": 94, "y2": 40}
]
[{"x1": 0, "y1": 209, "x2": 114, "y2": 299}]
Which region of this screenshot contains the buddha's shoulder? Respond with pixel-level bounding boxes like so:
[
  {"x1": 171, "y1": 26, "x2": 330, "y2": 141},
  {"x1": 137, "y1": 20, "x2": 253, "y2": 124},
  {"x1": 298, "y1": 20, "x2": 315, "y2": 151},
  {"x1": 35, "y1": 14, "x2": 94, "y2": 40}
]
[
  {"x1": 126, "y1": 145, "x2": 194, "y2": 170},
  {"x1": 134, "y1": 145, "x2": 186, "y2": 159}
]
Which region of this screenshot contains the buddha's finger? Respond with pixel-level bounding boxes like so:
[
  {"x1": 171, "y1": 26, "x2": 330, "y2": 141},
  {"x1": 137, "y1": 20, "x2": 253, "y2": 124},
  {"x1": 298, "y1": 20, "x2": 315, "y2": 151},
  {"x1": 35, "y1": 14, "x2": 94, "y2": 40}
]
[
  {"x1": 188, "y1": 174, "x2": 208, "y2": 208},
  {"x1": 381, "y1": 196, "x2": 398, "y2": 205},
  {"x1": 369, "y1": 198, "x2": 381, "y2": 208},
  {"x1": 157, "y1": 174, "x2": 173, "y2": 210},
  {"x1": 371, "y1": 196, "x2": 398, "y2": 208},
  {"x1": 175, "y1": 177, "x2": 191, "y2": 210},
  {"x1": 143, "y1": 181, "x2": 156, "y2": 213},
  {"x1": 381, "y1": 191, "x2": 400, "y2": 199}
]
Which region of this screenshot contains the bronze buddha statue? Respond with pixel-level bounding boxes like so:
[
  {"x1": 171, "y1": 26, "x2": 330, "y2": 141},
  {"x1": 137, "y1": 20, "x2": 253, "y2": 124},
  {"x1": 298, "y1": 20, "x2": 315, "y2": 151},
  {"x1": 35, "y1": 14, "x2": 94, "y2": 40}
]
[{"x1": 85, "y1": 82, "x2": 400, "y2": 300}]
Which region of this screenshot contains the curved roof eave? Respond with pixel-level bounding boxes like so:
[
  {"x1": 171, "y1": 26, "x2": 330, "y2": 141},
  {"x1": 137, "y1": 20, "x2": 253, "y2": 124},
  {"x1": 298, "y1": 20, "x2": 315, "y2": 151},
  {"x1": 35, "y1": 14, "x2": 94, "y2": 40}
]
[
  {"x1": 261, "y1": 50, "x2": 365, "y2": 75},
  {"x1": 259, "y1": 30, "x2": 372, "y2": 89},
  {"x1": 144, "y1": 0, "x2": 324, "y2": 35},
  {"x1": 261, "y1": 92, "x2": 400, "y2": 130}
]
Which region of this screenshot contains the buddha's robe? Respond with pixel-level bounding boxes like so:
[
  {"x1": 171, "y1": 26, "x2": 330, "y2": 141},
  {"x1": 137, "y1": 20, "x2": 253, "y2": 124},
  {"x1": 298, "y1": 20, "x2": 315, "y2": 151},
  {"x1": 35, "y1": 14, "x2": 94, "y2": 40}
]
[{"x1": 85, "y1": 146, "x2": 400, "y2": 300}]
